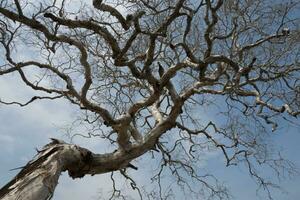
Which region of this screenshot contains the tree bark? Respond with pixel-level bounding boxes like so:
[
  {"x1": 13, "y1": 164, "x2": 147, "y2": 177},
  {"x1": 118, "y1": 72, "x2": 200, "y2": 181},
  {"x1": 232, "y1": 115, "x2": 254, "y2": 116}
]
[
  {"x1": 0, "y1": 139, "x2": 97, "y2": 200},
  {"x1": 0, "y1": 117, "x2": 175, "y2": 200}
]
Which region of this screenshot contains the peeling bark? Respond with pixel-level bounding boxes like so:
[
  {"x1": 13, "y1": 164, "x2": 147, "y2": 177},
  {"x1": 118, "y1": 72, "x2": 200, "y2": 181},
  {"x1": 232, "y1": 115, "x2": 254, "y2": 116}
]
[
  {"x1": 0, "y1": 136, "x2": 156, "y2": 200},
  {"x1": 0, "y1": 0, "x2": 299, "y2": 199},
  {"x1": 0, "y1": 139, "x2": 93, "y2": 200}
]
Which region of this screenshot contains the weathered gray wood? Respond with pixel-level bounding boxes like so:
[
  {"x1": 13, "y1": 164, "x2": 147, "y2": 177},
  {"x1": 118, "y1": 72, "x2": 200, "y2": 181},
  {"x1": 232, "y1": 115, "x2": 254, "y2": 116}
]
[
  {"x1": 0, "y1": 139, "x2": 92, "y2": 200},
  {"x1": 0, "y1": 137, "x2": 146, "y2": 200}
]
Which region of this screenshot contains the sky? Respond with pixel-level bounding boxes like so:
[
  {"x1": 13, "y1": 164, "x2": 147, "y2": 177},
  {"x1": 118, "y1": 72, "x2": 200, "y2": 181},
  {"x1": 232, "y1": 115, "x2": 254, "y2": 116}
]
[
  {"x1": 0, "y1": 66, "x2": 300, "y2": 200},
  {"x1": 0, "y1": 1, "x2": 300, "y2": 199}
]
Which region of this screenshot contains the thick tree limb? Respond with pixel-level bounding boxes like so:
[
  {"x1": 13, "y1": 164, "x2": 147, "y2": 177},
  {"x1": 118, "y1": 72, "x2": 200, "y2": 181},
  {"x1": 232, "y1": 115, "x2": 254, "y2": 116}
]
[{"x1": 0, "y1": 139, "x2": 144, "y2": 200}]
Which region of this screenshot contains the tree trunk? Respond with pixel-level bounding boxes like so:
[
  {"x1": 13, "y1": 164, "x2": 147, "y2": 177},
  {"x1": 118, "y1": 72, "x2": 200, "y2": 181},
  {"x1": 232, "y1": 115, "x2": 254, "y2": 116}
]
[
  {"x1": 0, "y1": 139, "x2": 95, "y2": 200},
  {"x1": 0, "y1": 122, "x2": 170, "y2": 199}
]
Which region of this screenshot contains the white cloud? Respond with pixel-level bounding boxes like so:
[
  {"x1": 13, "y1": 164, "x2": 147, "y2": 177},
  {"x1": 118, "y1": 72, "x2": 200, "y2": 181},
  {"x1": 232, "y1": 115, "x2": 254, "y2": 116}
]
[
  {"x1": 54, "y1": 173, "x2": 110, "y2": 200},
  {"x1": 0, "y1": 134, "x2": 15, "y2": 154},
  {"x1": 0, "y1": 73, "x2": 127, "y2": 200}
]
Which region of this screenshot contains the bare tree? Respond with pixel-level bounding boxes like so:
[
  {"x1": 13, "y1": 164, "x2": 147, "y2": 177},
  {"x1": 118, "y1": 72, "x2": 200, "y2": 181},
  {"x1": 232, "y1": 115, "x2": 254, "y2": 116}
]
[{"x1": 0, "y1": 0, "x2": 299, "y2": 199}]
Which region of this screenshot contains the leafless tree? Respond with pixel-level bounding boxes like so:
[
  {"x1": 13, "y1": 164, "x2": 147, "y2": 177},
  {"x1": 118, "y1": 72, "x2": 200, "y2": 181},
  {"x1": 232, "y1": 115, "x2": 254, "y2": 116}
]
[{"x1": 0, "y1": 0, "x2": 299, "y2": 199}]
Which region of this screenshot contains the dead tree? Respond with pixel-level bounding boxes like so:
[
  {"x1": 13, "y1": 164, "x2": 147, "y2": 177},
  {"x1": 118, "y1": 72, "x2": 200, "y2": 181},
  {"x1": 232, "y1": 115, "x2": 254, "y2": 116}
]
[{"x1": 0, "y1": 0, "x2": 299, "y2": 199}]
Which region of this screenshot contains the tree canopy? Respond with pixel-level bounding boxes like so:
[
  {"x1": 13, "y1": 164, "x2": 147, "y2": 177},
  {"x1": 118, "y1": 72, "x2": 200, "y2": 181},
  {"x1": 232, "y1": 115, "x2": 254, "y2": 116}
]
[{"x1": 0, "y1": 0, "x2": 299, "y2": 199}]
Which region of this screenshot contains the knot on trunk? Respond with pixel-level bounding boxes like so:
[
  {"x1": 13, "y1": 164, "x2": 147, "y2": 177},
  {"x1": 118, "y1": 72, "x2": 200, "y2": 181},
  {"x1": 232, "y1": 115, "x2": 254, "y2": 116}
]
[{"x1": 66, "y1": 146, "x2": 93, "y2": 178}]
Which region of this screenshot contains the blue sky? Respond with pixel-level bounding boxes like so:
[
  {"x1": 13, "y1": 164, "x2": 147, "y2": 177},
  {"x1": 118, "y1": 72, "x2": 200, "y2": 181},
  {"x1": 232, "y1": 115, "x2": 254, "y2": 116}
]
[
  {"x1": 0, "y1": 1, "x2": 300, "y2": 199},
  {"x1": 0, "y1": 71, "x2": 300, "y2": 200}
]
